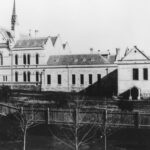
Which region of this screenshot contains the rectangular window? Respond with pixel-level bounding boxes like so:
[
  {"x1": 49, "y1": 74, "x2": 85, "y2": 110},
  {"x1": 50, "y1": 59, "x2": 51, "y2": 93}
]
[
  {"x1": 36, "y1": 72, "x2": 39, "y2": 82},
  {"x1": 143, "y1": 68, "x2": 148, "y2": 80},
  {"x1": 47, "y1": 75, "x2": 51, "y2": 85},
  {"x1": 72, "y1": 74, "x2": 76, "y2": 85},
  {"x1": 3, "y1": 76, "x2": 7, "y2": 82},
  {"x1": 23, "y1": 54, "x2": 26, "y2": 65},
  {"x1": 133, "y1": 68, "x2": 139, "y2": 80},
  {"x1": 89, "y1": 74, "x2": 92, "y2": 84},
  {"x1": 97, "y1": 74, "x2": 101, "y2": 82},
  {"x1": 58, "y1": 74, "x2": 61, "y2": 85},
  {"x1": 80, "y1": 74, "x2": 84, "y2": 85},
  {"x1": 15, "y1": 72, "x2": 18, "y2": 82}
]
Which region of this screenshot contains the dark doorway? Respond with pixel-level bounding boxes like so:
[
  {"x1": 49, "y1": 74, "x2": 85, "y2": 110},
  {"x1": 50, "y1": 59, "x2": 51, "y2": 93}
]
[
  {"x1": 131, "y1": 87, "x2": 138, "y2": 100},
  {"x1": 120, "y1": 87, "x2": 139, "y2": 100}
]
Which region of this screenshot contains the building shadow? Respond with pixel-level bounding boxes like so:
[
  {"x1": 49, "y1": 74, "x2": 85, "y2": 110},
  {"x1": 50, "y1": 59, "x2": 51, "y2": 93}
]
[
  {"x1": 79, "y1": 69, "x2": 118, "y2": 98},
  {"x1": 119, "y1": 86, "x2": 139, "y2": 100}
]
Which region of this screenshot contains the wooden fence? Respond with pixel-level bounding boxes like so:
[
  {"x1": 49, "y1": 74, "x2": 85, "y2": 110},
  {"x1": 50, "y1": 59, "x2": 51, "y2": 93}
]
[{"x1": 0, "y1": 103, "x2": 150, "y2": 128}]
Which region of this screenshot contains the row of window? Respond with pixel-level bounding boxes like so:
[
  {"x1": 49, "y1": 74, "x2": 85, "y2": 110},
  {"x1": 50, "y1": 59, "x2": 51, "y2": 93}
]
[
  {"x1": 15, "y1": 71, "x2": 41, "y2": 82},
  {"x1": 15, "y1": 54, "x2": 39, "y2": 65},
  {"x1": 47, "y1": 74, "x2": 101, "y2": 85},
  {"x1": 133, "y1": 68, "x2": 148, "y2": 80}
]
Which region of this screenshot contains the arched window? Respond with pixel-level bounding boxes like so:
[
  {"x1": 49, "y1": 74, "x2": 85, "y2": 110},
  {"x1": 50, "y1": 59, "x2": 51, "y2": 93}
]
[
  {"x1": 27, "y1": 54, "x2": 30, "y2": 65},
  {"x1": 23, "y1": 54, "x2": 26, "y2": 65},
  {"x1": 15, "y1": 54, "x2": 18, "y2": 65},
  {"x1": 23, "y1": 72, "x2": 26, "y2": 82},
  {"x1": 0, "y1": 54, "x2": 3, "y2": 65},
  {"x1": 15, "y1": 72, "x2": 18, "y2": 82},
  {"x1": 36, "y1": 54, "x2": 39, "y2": 65},
  {"x1": 27, "y1": 71, "x2": 31, "y2": 82},
  {"x1": 36, "y1": 72, "x2": 39, "y2": 82}
]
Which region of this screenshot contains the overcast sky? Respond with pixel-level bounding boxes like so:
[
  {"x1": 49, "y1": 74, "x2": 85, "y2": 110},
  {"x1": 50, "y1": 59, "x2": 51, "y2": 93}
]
[{"x1": 0, "y1": 0, "x2": 150, "y2": 54}]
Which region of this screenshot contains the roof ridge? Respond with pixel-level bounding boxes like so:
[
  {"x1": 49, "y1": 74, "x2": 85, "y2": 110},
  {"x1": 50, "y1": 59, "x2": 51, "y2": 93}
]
[{"x1": 17, "y1": 36, "x2": 49, "y2": 41}]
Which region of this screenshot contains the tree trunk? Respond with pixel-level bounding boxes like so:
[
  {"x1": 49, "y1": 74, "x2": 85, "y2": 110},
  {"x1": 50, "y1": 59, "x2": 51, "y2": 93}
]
[
  {"x1": 75, "y1": 127, "x2": 78, "y2": 150},
  {"x1": 75, "y1": 107, "x2": 78, "y2": 150},
  {"x1": 23, "y1": 128, "x2": 27, "y2": 150}
]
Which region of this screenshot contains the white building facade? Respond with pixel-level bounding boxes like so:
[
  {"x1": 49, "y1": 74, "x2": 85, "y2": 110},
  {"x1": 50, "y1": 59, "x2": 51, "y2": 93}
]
[{"x1": 117, "y1": 46, "x2": 150, "y2": 99}]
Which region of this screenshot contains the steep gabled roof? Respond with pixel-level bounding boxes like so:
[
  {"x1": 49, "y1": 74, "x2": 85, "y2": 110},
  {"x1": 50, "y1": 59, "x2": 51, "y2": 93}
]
[
  {"x1": 47, "y1": 54, "x2": 110, "y2": 66},
  {"x1": 121, "y1": 46, "x2": 149, "y2": 61},
  {"x1": 0, "y1": 28, "x2": 14, "y2": 42},
  {"x1": 13, "y1": 37, "x2": 49, "y2": 49},
  {"x1": 50, "y1": 36, "x2": 58, "y2": 46}
]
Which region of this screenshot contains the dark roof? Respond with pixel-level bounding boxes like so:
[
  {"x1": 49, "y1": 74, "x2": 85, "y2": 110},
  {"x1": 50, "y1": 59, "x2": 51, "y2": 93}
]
[
  {"x1": 13, "y1": 37, "x2": 48, "y2": 49},
  {"x1": 47, "y1": 54, "x2": 110, "y2": 66},
  {"x1": 0, "y1": 43, "x2": 9, "y2": 48},
  {"x1": 62, "y1": 42, "x2": 68, "y2": 49},
  {"x1": 0, "y1": 28, "x2": 14, "y2": 42},
  {"x1": 62, "y1": 43, "x2": 66, "y2": 49},
  {"x1": 50, "y1": 36, "x2": 58, "y2": 46}
]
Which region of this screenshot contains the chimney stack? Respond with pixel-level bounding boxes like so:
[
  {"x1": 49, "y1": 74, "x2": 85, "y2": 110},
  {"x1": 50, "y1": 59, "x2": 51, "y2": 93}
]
[
  {"x1": 116, "y1": 48, "x2": 120, "y2": 56},
  {"x1": 90, "y1": 48, "x2": 94, "y2": 54},
  {"x1": 98, "y1": 50, "x2": 100, "y2": 54}
]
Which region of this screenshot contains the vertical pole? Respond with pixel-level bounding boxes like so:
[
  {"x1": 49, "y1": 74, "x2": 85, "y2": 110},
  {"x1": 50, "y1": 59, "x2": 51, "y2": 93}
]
[
  {"x1": 75, "y1": 105, "x2": 78, "y2": 150},
  {"x1": 10, "y1": 50, "x2": 13, "y2": 89},
  {"x1": 134, "y1": 111, "x2": 139, "y2": 128},
  {"x1": 103, "y1": 108, "x2": 107, "y2": 150},
  {"x1": 137, "y1": 88, "x2": 141, "y2": 100},
  {"x1": 67, "y1": 65, "x2": 69, "y2": 92},
  {"x1": 47, "y1": 107, "x2": 49, "y2": 124},
  {"x1": 129, "y1": 88, "x2": 132, "y2": 101},
  {"x1": 40, "y1": 72, "x2": 42, "y2": 92},
  {"x1": 21, "y1": 107, "x2": 24, "y2": 114}
]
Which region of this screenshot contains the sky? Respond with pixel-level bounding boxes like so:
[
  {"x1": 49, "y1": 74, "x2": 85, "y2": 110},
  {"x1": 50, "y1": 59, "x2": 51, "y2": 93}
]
[{"x1": 0, "y1": 0, "x2": 150, "y2": 54}]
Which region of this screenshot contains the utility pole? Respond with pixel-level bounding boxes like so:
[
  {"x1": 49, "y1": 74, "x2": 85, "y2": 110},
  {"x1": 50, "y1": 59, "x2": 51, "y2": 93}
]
[
  {"x1": 10, "y1": 48, "x2": 13, "y2": 89},
  {"x1": 103, "y1": 108, "x2": 107, "y2": 150}
]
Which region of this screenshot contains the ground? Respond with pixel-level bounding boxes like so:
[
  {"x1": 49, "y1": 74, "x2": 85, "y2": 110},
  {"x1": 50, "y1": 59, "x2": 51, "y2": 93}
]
[{"x1": 0, "y1": 125, "x2": 150, "y2": 150}]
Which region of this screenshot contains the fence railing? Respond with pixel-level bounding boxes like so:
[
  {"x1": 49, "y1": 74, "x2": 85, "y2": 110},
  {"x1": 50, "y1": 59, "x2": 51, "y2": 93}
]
[{"x1": 0, "y1": 103, "x2": 150, "y2": 128}]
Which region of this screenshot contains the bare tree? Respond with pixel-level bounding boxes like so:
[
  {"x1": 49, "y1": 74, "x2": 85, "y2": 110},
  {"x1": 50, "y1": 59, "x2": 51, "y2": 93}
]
[
  {"x1": 48, "y1": 99, "x2": 100, "y2": 150},
  {"x1": 14, "y1": 104, "x2": 43, "y2": 150}
]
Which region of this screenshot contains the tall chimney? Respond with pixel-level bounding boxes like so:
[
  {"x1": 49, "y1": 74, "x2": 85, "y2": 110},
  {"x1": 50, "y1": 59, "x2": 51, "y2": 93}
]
[
  {"x1": 98, "y1": 50, "x2": 100, "y2": 54},
  {"x1": 90, "y1": 48, "x2": 94, "y2": 54},
  {"x1": 116, "y1": 48, "x2": 120, "y2": 56}
]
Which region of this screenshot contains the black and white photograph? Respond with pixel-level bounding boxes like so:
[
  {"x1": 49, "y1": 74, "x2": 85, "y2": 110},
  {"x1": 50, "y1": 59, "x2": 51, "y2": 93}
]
[{"x1": 0, "y1": 0, "x2": 150, "y2": 150}]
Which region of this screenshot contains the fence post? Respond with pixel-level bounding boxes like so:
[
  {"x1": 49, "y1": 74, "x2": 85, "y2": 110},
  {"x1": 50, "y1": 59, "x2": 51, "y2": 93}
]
[
  {"x1": 134, "y1": 111, "x2": 139, "y2": 128},
  {"x1": 45, "y1": 107, "x2": 50, "y2": 124},
  {"x1": 47, "y1": 107, "x2": 50, "y2": 124},
  {"x1": 102, "y1": 108, "x2": 107, "y2": 150},
  {"x1": 21, "y1": 107, "x2": 24, "y2": 115}
]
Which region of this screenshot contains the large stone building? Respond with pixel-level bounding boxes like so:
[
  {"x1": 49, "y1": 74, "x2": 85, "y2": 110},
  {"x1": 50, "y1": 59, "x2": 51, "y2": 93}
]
[
  {"x1": 116, "y1": 46, "x2": 150, "y2": 99},
  {"x1": 1, "y1": 0, "x2": 150, "y2": 100}
]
